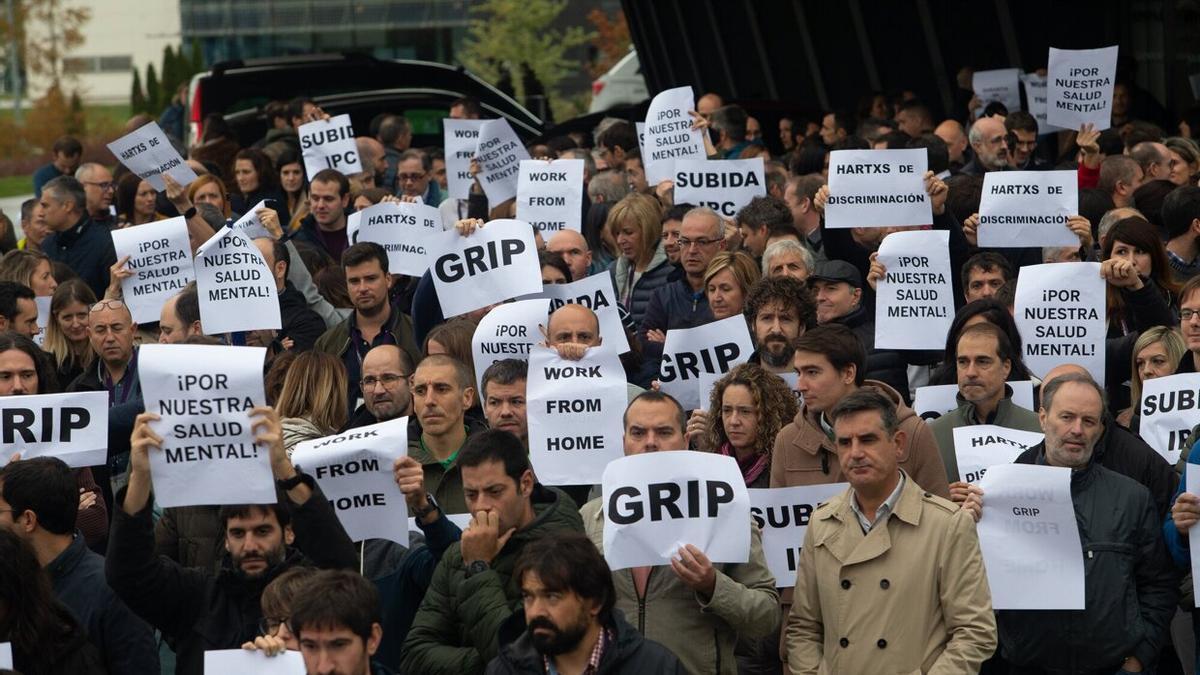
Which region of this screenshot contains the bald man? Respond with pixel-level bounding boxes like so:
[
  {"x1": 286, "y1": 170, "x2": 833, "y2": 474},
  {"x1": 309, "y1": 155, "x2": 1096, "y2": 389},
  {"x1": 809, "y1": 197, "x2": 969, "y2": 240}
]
[
  {"x1": 934, "y1": 119, "x2": 969, "y2": 167},
  {"x1": 1032, "y1": 363, "x2": 1176, "y2": 518},
  {"x1": 962, "y1": 117, "x2": 1009, "y2": 176},
  {"x1": 346, "y1": 344, "x2": 414, "y2": 429},
  {"x1": 697, "y1": 92, "x2": 724, "y2": 117},
  {"x1": 546, "y1": 229, "x2": 592, "y2": 282},
  {"x1": 356, "y1": 137, "x2": 387, "y2": 189},
  {"x1": 543, "y1": 304, "x2": 643, "y2": 404}
]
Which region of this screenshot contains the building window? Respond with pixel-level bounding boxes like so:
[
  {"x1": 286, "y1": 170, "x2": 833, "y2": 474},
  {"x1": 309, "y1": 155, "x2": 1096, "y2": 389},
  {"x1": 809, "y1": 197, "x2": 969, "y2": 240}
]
[{"x1": 63, "y1": 55, "x2": 134, "y2": 74}]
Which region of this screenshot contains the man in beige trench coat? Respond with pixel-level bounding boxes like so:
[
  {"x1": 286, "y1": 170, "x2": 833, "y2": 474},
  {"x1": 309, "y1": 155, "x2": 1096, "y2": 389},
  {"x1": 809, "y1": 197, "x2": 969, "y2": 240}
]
[{"x1": 784, "y1": 388, "x2": 996, "y2": 674}]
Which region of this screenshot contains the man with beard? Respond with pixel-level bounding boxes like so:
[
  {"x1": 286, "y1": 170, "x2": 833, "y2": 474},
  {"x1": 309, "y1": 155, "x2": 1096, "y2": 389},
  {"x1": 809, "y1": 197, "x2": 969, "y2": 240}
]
[
  {"x1": 316, "y1": 242, "x2": 421, "y2": 417},
  {"x1": 960, "y1": 116, "x2": 1010, "y2": 176},
  {"x1": 346, "y1": 344, "x2": 414, "y2": 429},
  {"x1": 105, "y1": 406, "x2": 357, "y2": 675},
  {"x1": 487, "y1": 532, "x2": 683, "y2": 674},
  {"x1": 745, "y1": 277, "x2": 814, "y2": 377}
]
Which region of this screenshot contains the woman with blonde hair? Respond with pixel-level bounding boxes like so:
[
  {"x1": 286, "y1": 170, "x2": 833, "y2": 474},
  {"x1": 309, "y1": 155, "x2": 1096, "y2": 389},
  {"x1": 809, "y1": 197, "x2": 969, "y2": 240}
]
[
  {"x1": 1117, "y1": 326, "x2": 1187, "y2": 430},
  {"x1": 0, "y1": 248, "x2": 58, "y2": 297},
  {"x1": 275, "y1": 351, "x2": 348, "y2": 455},
  {"x1": 607, "y1": 192, "x2": 672, "y2": 327},
  {"x1": 702, "y1": 362, "x2": 798, "y2": 488},
  {"x1": 186, "y1": 174, "x2": 232, "y2": 219},
  {"x1": 703, "y1": 251, "x2": 760, "y2": 320},
  {"x1": 42, "y1": 280, "x2": 96, "y2": 387}
]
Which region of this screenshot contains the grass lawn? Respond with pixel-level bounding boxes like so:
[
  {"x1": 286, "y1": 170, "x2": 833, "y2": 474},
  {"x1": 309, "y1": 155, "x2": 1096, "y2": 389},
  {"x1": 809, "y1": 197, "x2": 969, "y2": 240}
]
[
  {"x1": 0, "y1": 102, "x2": 130, "y2": 128},
  {"x1": 0, "y1": 175, "x2": 31, "y2": 198}
]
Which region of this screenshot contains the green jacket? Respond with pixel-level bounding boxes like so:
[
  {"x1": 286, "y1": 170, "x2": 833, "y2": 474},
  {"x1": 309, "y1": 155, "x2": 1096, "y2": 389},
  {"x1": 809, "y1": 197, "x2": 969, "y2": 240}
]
[
  {"x1": 399, "y1": 485, "x2": 585, "y2": 675},
  {"x1": 408, "y1": 416, "x2": 489, "y2": 515},
  {"x1": 929, "y1": 393, "x2": 1042, "y2": 483},
  {"x1": 580, "y1": 497, "x2": 780, "y2": 675}
]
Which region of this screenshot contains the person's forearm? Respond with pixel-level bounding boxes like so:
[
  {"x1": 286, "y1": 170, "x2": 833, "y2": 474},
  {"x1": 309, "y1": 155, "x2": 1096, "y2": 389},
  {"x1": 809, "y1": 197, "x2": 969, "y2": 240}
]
[
  {"x1": 272, "y1": 458, "x2": 312, "y2": 505},
  {"x1": 123, "y1": 468, "x2": 152, "y2": 515}
]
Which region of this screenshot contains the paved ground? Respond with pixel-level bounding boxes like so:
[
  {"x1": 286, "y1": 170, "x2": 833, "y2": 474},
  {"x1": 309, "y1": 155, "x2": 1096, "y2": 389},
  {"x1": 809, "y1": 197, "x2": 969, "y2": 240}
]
[{"x1": 0, "y1": 192, "x2": 31, "y2": 238}]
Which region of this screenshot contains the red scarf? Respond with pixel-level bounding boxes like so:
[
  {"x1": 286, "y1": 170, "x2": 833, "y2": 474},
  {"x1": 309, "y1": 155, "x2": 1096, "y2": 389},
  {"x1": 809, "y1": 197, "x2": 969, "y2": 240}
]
[{"x1": 717, "y1": 442, "x2": 770, "y2": 486}]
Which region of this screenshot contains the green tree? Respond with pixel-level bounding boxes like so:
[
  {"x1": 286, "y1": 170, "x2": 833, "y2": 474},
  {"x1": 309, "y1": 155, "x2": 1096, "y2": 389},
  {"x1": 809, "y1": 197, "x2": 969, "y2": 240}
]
[
  {"x1": 66, "y1": 89, "x2": 85, "y2": 135},
  {"x1": 189, "y1": 39, "x2": 203, "y2": 72},
  {"x1": 18, "y1": 0, "x2": 91, "y2": 88},
  {"x1": 130, "y1": 67, "x2": 147, "y2": 113},
  {"x1": 145, "y1": 62, "x2": 159, "y2": 113},
  {"x1": 159, "y1": 44, "x2": 177, "y2": 104},
  {"x1": 457, "y1": 0, "x2": 591, "y2": 115}
]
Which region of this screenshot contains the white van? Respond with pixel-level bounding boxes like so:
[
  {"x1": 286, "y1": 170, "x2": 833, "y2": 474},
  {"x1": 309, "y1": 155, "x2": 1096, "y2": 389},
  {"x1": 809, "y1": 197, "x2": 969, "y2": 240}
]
[{"x1": 588, "y1": 50, "x2": 649, "y2": 113}]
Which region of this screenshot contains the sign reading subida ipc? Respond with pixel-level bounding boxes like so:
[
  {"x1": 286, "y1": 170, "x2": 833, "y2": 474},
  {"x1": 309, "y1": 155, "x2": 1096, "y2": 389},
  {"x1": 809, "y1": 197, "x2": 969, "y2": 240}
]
[
  {"x1": 672, "y1": 158, "x2": 766, "y2": 218},
  {"x1": 602, "y1": 451, "x2": 750, "y2": 570},
  {"x1": 750, "y1": 483, "x2": 848, "y2": 588}
]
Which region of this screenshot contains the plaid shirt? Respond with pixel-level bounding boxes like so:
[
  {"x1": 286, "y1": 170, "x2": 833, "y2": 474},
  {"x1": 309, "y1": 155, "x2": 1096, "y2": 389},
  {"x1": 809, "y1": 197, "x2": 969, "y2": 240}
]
[{"x1": 545, "y1": 628, "x2": 610, "y2": 674}]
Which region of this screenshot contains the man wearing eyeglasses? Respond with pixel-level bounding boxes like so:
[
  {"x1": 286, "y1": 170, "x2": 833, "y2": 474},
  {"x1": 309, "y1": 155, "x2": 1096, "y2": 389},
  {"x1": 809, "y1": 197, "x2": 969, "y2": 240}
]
[
  {"x1": 40, "y1": 176, "x2": 117, "y2": 299},
  {"x1": 395, "y1": 149, "x2": 441, "y2": 205},
  {"x1": 75, "y1": 162, "x2": 116, "y2": 228},
  {"x1": 345, "y1": 344, "x2": 414, "y2": 430}
]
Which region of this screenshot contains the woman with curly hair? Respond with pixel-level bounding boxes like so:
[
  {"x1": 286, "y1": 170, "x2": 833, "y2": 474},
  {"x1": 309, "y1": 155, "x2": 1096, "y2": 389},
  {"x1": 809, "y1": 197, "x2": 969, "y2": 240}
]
[{"x1": 702, "y1": 363, "x2": 799, "y2": 488}]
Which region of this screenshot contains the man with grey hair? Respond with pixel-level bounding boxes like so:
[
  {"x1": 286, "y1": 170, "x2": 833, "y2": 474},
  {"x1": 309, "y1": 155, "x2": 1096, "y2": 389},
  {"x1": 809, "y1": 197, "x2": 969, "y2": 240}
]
[
  {"x1": 355, "y1": 136, "x2": 386, "y2": 190},
  {"x1": 639, "y1": 206, "x2": 725, "y2": 358},
  {"x1": 784, "y1": 173, "x2": 825, "y2": 254},
  {"x1": 1099, "y1": 155, "x2": 1145, "y2": 208},
  {"x1": 40, "y1": 176, "x2": 116, "y2": 298},
  {"x1": 961, "y1": 117, "x2": 1009, "y2": 176},
  {"x1": 1097, "y1": 206, "x2": 1144, "y2": 249},
  {"x1": 74, "y1": 161, "x2": 116, "y2": 227},
  {"x1": 378, "y1": 114, "x2": 413, "y2": 190},
  {"x1": 710, "y1": 105, "x2": 750, "y2": 159},
  {"x1": 1130, "y1": 141, "x2": 1171, "y2": 183},
  {"x1": 586, "y1": 169, "x2": 630, "y2": 204},
  {"x1": 960, "y1": 370, "x2": 1176, "y2": 675},
  {"x1": 762, "y1": 238, "x2": 814, "y2": 281}
]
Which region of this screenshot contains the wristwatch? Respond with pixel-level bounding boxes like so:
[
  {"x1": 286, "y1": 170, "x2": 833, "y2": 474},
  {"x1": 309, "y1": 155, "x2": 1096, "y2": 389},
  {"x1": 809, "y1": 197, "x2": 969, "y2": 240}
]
[
  {"x1": 411, "y1": 493, "x2": 439, "y2": 520},
  {"x1": 466, "y1": 560, "x2": 490, "y2": 578},
  {"x1": 276, "y1": 472, "x2": 305, "y2": 491},
  {"x1": 182, "y1": 205, "x2": 197, "y2": 219}
]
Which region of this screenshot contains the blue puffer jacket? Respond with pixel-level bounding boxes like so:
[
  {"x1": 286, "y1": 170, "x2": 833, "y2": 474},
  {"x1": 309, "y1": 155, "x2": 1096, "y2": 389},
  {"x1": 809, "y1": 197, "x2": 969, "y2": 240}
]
[{"x1": 609, "y1": 240, "x2": 674, "y2": 329}]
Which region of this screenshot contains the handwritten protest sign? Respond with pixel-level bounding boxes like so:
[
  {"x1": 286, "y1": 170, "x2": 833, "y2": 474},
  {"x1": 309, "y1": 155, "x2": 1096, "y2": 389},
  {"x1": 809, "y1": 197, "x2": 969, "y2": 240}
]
[
  {"x1": 750, "y1": 484, "x2": 848, "y2": 588},
  {"x1": 107, "y1": 122, "x2": 197, "y2": 191},
  {"x1": 470, "y1": 299, "x2": 547, "y2": 393},
  {"x1": 298, "y1": 114, "x2": 361, "y2": 178},
  {"x1": 475, "y1": 119, "x2": 530, "y2": 204},
  {"x1": 913, "y1": 381, "x2": 1035, "y2": 422},
  {"x1": 522, "y1": 272, "x2": 630, "y2": 353},
  {"x1": 973, "y1": 68, "x2": 1022, "y2": 113},
  {"x1": 673, "y1": 158, "x2": 766, "y2": 218},
  {"x1": 111, "y1": 216, "x2": 194, "y2": 324},
  {"x1": 953, "y1": 425, "x2": 1044, "y2": 484},
  {"x1": 602, "y1": 451, "x2": 750, "y2": 569},
  {"x1": 1139, "y1": 373, "x2": 1200, "y2": 465},
  {"x1": 291, "y1": 417, "x2": 409, "y2": 544},
  {"x1": 347, "y1": 201, "x2": 441, "y2": 276},
  {"x1": 430, "y1": 219, "x2": 541, "y2": 317},
  {"x1": 1047, "y1": 46, "x2": 1119, "y2": 130},
  {"x1": 1014, "y1": 262, "x2": 1105, "y2": 386},
  {"x1": 825, "y1": 149, "x2": 931, "y2": 229},
  {"x1": 444, "y1": 119, "x2": 485, "y2": 200},
  {"x1": 977, "y1": 463, "x2": 1084, "y2": 609},
  {"x1": 643, "y1": 86, "x2": 708, "y2": 185},
  {"x1": 659, "y1": 315, "x2": 754, "y2": 410},
  {"x1": 527, "y1": 345, "x2": 626, "y2": 485},
  {"x1": 517, "y1": 159, "x2": 584, "y2": 233},
  {"x1": 978, "y1": 171, "x2": 1078, "y2": 248},
  {"x1": 195, "y1": 227, "x2": 281, "y2": 334},
  {"x1": 140, "y1": 344, "x2": 273, "y2": 508},
  {"x1": 874, "y1": 230, "x2": 953, "y2": 350},
  {"x1": 204, "y1": 649, "x2": 303, "y2": 674},
  {"x1": 0, "y1": 391, "x2": 108, "y2": 468}
]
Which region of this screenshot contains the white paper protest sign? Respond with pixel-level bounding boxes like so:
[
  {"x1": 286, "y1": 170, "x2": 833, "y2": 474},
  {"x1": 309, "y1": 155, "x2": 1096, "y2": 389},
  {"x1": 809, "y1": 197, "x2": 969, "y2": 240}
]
[
  {"x1": 973, "y1": 68, "x2": 1023, "y2": 112},
  {"x1": 636, "y1": 121, "x2": 646, "y2": 156},
  {"x1": 444, "y1": 119, "x2": 485, "y2": 200},
  {"x1": 658, "y1": 315, "x2": 754, "y2": 410},
  {"x1": 750, "y1": 483, "x2": 848, "y2": 588},
  {"x1": 976, "y1": 463, "x2": 1084, "y2": 609},
  {"x1": 470, "y1": 299, "x2": 547, "y2": 393},
  {"x1": 1139, "y1": 373, "x2": 1200, "y2": 465},
  {"x1": 1014, "y1": 262, "x2": 1105, "y2": 386},
  {"x1": 978, "y1": 171, "x2": 1078, "y2": 248},
  {"x1": 195, "y1": 227, "x2": 281, "y2": 334},
  {"x1": 1189, "y1": 463, "x2": 1200, "y2": 607},
  {"x1": 229, "y1": 200, "x2": 272, "y2": 239},
  {"x1": 673, "y1": 158, "x2": 766, "y2": 219},
  {"x1": 644, "y1": 86, "x2": 708, "y2": 185},
  {"x1": 291, "y1": 417, "x2": 410, "y2": 544},
  {"x1": 107, "y1": 121, "x2": 198, "y2": 191},
  {"x1": 913, "y1": 382, "x2": 1035, "y2": 422},
  {"x1": 517, "y1": 159, "x2": 584, "y2": 233},
  {"x1": 1021, "y1": 72, "x2": 1063, "y2": 133},
  {"x1": 953, "y1": 425, "x2": 1044, "y2": 484},
  {"x1": 527, "y1": 346, "x2": 626, "y2": 484},
  {"x1": 430, "y1": 219, "x2": 541, "y2": 317},
  {"x1": 825, "y1": 149, "x2": 932, "y2": 229},
  {"x1": 1047, "y1": 46, "x2": 1119, "y2": 131},
  {"x1": 139, "y1": 344, "x2": 273, "y2": 508},
  {"x1": 0, "y1": 391, "x2": 109, "y2": 468},
  {"x1": 522, "y1": 272, "x2": 630, "y2": 353},
  {"x1": 475, "y1": 119, "x2": 530, "y2": 204},
  {"x1": 346, "y1": 201, "x2": 441, "y2": 276},
  {"x1": 33, "y1": 295, "x2": 50, "y2": 346},
  {"x1": 0, "y1": 643, "x2": 10, "y2": 669},
  {"x1": 874, "y1": 230, "x2": 953, "y2": 349},
  {"x1": 602, "y1": 451, "x2": 750, "y2": 569},
  {"x1": 204, "y1": 649, "x2": 304, "y2": 674},
  {"x1": 110, "y1": 217, "x2": 194, "y2": 324},
  {"x1": 298, "y1": 114, "x2": 361, "y2": 178}
]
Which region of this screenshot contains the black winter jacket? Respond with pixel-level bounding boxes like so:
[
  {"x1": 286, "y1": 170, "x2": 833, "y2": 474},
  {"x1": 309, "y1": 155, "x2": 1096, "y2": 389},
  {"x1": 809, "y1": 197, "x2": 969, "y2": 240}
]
[
  {"x1": 105, "y1": 474, "x2": 357, "y2": 675},
  {"x1": 830, "y1": 304, "x2": 910, "y2": 403},
  {"x1": 486, "y1": 609, "x2": 685, "y2": 674},
  {"x1": 278, "y1": 280, "x2": 327, "y2": 351},
  {"x1": 997, "y1": 446, "x2": 1178, "y2": 671}
]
